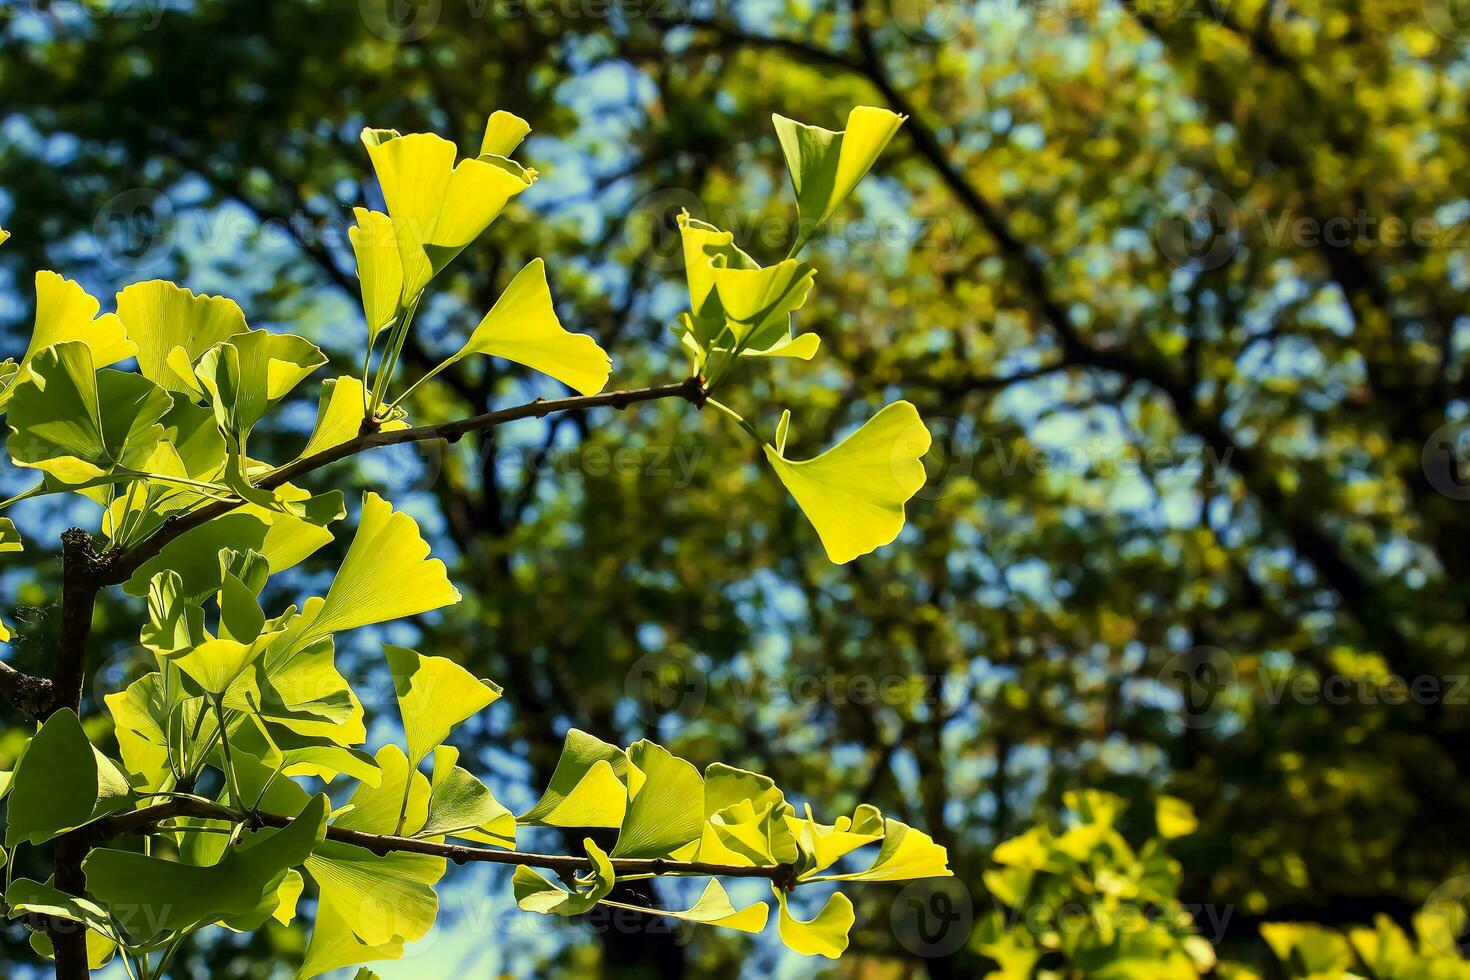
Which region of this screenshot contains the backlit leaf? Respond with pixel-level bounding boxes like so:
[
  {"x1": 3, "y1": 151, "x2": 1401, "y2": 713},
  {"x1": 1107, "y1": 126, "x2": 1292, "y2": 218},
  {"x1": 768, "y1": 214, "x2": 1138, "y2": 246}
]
[{"x1": 764, "y1": 401, "x2": 931, "y2": 563}]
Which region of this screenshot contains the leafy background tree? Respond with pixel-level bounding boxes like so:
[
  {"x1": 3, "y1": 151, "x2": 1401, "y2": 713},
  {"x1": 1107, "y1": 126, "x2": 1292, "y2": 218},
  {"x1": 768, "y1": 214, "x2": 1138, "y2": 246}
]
[{"x1": 3, "y1": 0, "x2": 1470, "y2": 976}]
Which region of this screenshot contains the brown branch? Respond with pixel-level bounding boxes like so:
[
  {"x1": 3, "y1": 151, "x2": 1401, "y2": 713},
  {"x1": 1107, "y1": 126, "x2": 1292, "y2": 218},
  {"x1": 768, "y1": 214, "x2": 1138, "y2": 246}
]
[
  {"x1": 91, "y1": 797, "x2": 800, "y2": 889},
  {"x1": 50, "y1": 528, "x2": 105, "y2": 978},
  {"x1": 104, "y1": 376, "x2": 708, "y2": 586},
  {"x1": 0, "y1": 661, "x2": 52, "y2": 718}
]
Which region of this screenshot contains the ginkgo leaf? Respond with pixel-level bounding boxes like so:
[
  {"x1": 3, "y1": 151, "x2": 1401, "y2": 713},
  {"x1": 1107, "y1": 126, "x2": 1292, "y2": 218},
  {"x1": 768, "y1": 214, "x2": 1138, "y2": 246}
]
[
  {"x1": 385, "y1": 645, "x2": 501, "y2": 767},
  {"x1": 231, "y1": 714, "x2": 382, "y2": 787},
  {"x1": 299, "y1": 894, "x2": 407, "y2": 980},
  {"x1": 773, "y1": 888, "x2": 854, "y2": 959},
  {"x1": 361, "y1": 120, "x2": 536, "y2": 301},
  {"x1": 418, "y1": 745, "x2": 515, "y2": 848},
  {"x1": 221, "y1": 868, "x2": 305, "y2": 932},
  {"x1": 773, "y1": 106, "x2": 906, "y2": 233},
  {"x1": 606, "y1": 879, "x2": 768, "y2": 935},
  {"x1": 332, "y1": 744, "x2": 430, "y2": 837},
  {"x1": 84, "y1": 794, "x2": 328, "y2": 938},
  {"x1": 707, "y1": 797, "x2": 799, "y2": 868},
  {"x1": 7, "y1": 341, "x2": 172, "y2": 486},
  {"x1": 678, "y1": 212, "x2": 756, "y2": 323},
  {"x1": 4, "y1": 878, "x2": 120, "y2": 968},
  {"x1": 305, "y1": 839, "x2": 444, "y2": 947},
  {"x1": 115, "y1": 279, "x2": 248, "y2": 395},
  {"x1": 0, "y1": 227, "x2": 7, "y2": 246},
  {"x1": 612, "y1": 740, "x2": 703, "y2": 859},
  {"x1": 0, "y1": 271, "x2": 135, "y2": 411},
  {"x1": 425, "y1": 259, "x2": 611, "y2": 396},
  {"x1": 518, "y1": 729, "x2": 629, "y2": 828},
  {"x1": 105, "y1": 671, "x2": 207, "y2": 791},
  {"x1": 165, "y1": 632, "x2": 277, "y2": 699},
  {"x1": 350, "y1": 208, "x2": 404, "y2": 346},
  {"x1": 710, "y1": 259, "x2": 817, "y2": 349},
  {"x1": 480, "y1": 110, "x2": 530, "y2": 157},
  {"x1": 0, "y1": 517, "x2": 20, "y2": 553},
  {"x1": 6, "y1": 708, "x2": 131, "y2": 846},
  {"x1": 295, "y1": 492, "x2": 460, "y2": 645},
  {"x1": 252, "y1": 622, "x2": 364, "y2": 743},
  {"x1": 763, "y1": 401, "x2": 931, "y2": 564},
  {"x1": 726, "y1": 332, "x2": 821, "y2": 360},
  {"x1": 810, "y1": 818, "x2": 952, "y2": 882},
  {"x1": 608, "y1": 881, "x2": 770, "y2": 934},
  {"x1": 190, "y1": 329, "x2": 327, "y2": 445},
  {"x1": 297, "y1": 376, "x2": 409, "y2": 461},
  {"x1": 787, "y1": 804, "x2": 885, "y2": 877},
  {"x1": 675, "y1": 211, "x2": 817, "y2": 354},
  {"x1": 513, "y1": 838, "x2": 615, "y2": 916}
]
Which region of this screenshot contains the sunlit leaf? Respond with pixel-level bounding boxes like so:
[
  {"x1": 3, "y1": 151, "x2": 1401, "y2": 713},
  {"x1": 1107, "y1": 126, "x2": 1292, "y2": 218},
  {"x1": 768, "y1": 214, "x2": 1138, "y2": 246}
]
[
  {"x1": 115, "y1": 279, "x2": 248, "y2": 395},
  {"x1": 607, "y1": 878, "x2": 768, "y2": 935},
  {"x1": 294, "y1": 492, "x2": 460, "y2": 645},
  {"x1": 612, "y1": 740, "x2": 703, "y2": 859},
  {"x1": 513, "y1": 837, "x2": 614, "y2": 916},
  {"x1": 773, "y1": 106, "x2": 906, "y2": 234},
  {"x1": 361, "y1": 118, "x2": 536, "y2": 301},
  {"x1": 83, "y1": 794, "x2": 328, "y2": 938},
  {"x1": 518, "y1": 729, "x2": 629, "y2": 828},
  {"x1": 812, "y1": 818, "x2": 951, "y2": 882},
  {"x1": 773, "y1": 888, "x2": 854, "y2": 958},
  {"x1": 764, "y1": 401, "x2": 931, "y2": 563},
  {"x1": 419, "y1": 745, "x2": 515, "y2": 848},
  {"x1": 385, "y1": 645, "x2": 501, "y2": 767},
  {"x1": 0, "y1": 271, "x2": 135, "y2": 412},
  {"x1": 333, "y1": 744, "x2": 429, "y2": 836},
  {"x1": 350, "y1": 208, "x2": 403, "y2": 346},
  {"x1": 7, "y1": 341, "x2": 172, "y2": 486},
  {"x1": 297, "y1": 376, "x2": 409, "y2": 460},
  {"x1": 304, "y1": 839, "x2": 444, "y2": 947}
]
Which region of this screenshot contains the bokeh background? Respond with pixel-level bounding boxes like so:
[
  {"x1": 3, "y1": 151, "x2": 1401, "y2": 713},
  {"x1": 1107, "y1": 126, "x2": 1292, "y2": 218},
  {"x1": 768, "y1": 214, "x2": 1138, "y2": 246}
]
[{"x1": 4, "y1": 0, "x2": 1470, "y2": 975}]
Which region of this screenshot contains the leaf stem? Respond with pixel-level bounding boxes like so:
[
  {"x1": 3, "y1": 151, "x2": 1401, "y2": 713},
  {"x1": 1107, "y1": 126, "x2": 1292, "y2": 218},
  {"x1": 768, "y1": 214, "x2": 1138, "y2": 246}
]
[{"x1": 705, "y1": 398, "x2": 769, "y2": 448}]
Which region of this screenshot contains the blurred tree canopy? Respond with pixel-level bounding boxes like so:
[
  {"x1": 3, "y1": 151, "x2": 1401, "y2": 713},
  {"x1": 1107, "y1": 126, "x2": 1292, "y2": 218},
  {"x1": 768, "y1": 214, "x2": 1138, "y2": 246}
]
[{"x1": 3, "y1": 0, "x2": 1470, "y2": 975}]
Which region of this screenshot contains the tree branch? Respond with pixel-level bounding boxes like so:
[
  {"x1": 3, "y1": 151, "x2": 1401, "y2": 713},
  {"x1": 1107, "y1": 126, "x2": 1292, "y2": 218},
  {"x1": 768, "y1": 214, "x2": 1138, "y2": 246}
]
[
  {"x1": 91, "y1": 797, "x2": 800, "y2": 888},
  {"x1": 104, "y1": 376, "x2": 708, "y2": 586},
  {"x1": 0, "y1": 661, "x2": 52, "y2": 718}
]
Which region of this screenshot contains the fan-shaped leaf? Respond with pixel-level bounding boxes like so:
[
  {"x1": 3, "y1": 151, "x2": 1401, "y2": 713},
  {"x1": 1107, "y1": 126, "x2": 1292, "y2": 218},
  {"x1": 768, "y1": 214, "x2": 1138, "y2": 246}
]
[
  {"x1": 773, "y1": 888, "x2": 854, "y2": 958},
  {"x1": 773, "y1": 106, "x2": 906, "y2": 232},
  {"x1": 385, "y1": 645, "x2": 501, "y2": 766},
  {"x1": 115, "y1": 279, "x2": 248, "y2": 395},
  {"x1": 764, "y1": 401, "x2": 931, "y2": 563}
]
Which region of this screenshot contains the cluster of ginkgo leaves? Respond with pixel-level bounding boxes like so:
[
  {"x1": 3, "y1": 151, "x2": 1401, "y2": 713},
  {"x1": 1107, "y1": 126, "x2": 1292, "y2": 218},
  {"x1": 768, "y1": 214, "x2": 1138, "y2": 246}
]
[{"x1": 0, "y1": 107, "x2": 947, "y2": 977}]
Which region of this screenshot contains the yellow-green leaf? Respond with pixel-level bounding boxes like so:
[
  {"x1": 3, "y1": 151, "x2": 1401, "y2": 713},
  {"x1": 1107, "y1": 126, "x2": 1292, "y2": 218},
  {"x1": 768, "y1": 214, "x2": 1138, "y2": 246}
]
[
  {"x1": 773, "y1": 106, "x2": 906, "y2": 233},
  {"x1": 0, "y1": 271, "x2": 135, "y2": 411},
  {"x1": 385, "y1": 645, "x2": 501, "y2": 766},
  {"x1": 773, "y1": 888, "x2": 854, "y2": 958},
  {"x1": 349, "y1": 208, "x2": 403, "y2": 346},
  {"x1": 764, "y1": 401, "x2": 931, "y2": 563},
  {"x1": 115, "y1": 279, "x2": 248, "y2": 395},
  {"x1": 518, "y1": 729, "x2": 629, "y2": 828},
  {"x1": 433, "y1": 258, "x2": 611, "y2": 395}
]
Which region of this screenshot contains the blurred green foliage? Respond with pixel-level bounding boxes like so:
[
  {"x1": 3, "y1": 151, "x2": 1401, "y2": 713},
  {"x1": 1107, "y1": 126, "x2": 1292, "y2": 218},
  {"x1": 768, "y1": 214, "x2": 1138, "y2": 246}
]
[{"x1": 4, "y1": 0, "x2": 1470, "y2": 975}]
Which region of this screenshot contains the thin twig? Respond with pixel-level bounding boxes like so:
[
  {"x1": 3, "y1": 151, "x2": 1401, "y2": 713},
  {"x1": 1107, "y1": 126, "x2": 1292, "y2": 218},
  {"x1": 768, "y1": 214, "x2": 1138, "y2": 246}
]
[
  {"x1": 91, "y1": 797, "x2": 799, "y2": 888},
  {"x1": 104, "y1": 376, "x2": 707, "y2": 586}
]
